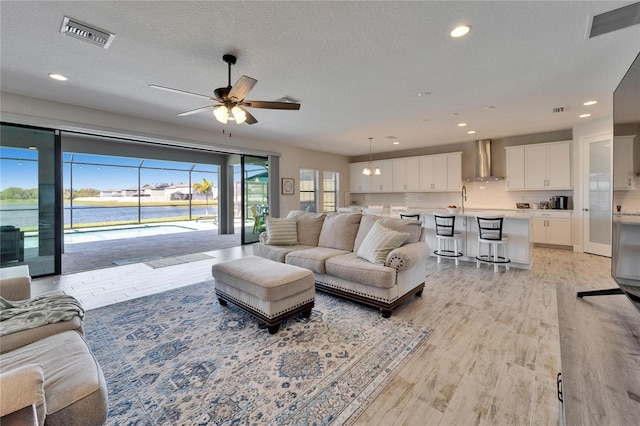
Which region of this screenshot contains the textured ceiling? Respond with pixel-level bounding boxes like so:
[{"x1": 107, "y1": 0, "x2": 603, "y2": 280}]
[{"x1": 1, "y1": 1, "x2": 639, "y2": 157}]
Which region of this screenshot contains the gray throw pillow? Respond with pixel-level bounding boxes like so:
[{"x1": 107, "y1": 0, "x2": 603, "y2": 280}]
[{"x1": 265, "y1": 216, "x2": 298, "y2": 245}]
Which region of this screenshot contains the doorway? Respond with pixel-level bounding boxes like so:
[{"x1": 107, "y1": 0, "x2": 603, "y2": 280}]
[
  {"x1": 581, "y1": 133, "x2": 613, "y2": 257},
  {"x1": 241, "y1": 156, "x2": 269, "y2": 244}
]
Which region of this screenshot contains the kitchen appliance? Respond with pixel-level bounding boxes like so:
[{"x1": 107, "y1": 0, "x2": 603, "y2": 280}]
[
  {"x1": 463, "y1": 140, "x2": 504, "y2": 181},
  {"x1": 551, "y1": 196, "x2": 569, "y2": 209}
]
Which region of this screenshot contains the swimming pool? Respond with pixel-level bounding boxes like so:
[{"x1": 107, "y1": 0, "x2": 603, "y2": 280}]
[{"x1": 63, "y1": 224, "x2": 198, "y2": 244}]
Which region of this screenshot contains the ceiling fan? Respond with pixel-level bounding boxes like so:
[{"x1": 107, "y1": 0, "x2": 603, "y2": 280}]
[{"x1": 149, "y1": 54, "x2": 300, "y2": 125}]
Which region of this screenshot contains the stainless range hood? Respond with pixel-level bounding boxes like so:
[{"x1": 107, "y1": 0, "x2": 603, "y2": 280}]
[{"x1": 464, "y1": 139, "x2": 504, "y2": 181}]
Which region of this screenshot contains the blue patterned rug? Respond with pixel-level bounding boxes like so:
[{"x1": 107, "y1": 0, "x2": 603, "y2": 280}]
[{"x1": 84, "y1": 282, "x2": 431, "y2": 425}]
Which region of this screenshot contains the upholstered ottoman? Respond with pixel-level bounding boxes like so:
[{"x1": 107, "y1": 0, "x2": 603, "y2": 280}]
[{"x1": 211, "y1": 256, "x2": 315, "y2": 334}]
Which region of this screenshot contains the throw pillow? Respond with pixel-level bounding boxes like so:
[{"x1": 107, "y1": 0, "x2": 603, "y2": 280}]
[
  {"x1": 357, "y1": 221, "x2": 410, "y2": 265},
  {"x1": 265, "y1": 216, "x2": 298, "y2": 245},
  {"x1": 287, "y1": 211, "x2": 326, "y2": 246},
  {"x1": 318, "y1": 213, "x2": 362, "y2": 251}
]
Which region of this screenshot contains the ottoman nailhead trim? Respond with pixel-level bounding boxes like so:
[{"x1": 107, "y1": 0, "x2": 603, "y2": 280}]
[{"x1": 217, "y1": 291, "x2": 314, "y2": 319}]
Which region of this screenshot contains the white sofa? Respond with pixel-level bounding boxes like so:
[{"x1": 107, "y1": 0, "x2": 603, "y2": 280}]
[{"x1": 253, "y1": 211, "x2": 429, "y2": 317}]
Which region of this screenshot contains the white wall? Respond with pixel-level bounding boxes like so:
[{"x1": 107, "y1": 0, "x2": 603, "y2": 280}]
[{"x1": 0, "y1": 92, "x2": 350, "y2": 216}]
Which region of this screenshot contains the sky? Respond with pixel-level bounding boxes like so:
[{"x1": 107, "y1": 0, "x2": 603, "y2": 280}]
[{"x1": 0, "y1": 148, "x2": 224, "y2": 191}]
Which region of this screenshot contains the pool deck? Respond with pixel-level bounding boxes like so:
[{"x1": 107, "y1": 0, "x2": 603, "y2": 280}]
[{"x1": 62, "y1": 221, "x2": 242, "y2": 274}]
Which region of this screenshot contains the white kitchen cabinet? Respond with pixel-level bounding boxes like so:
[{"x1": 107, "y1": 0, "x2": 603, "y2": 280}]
[
  {"x1": 447, "y1": 152, "x2": 462, "y2": 191},
  {"x1": 524, "y1": 141, "x2": 572, "y2": 189},
  {"x1": 613, "y1": 135, "x2": 636, "y2": 190},
  {"x1": 392, "y1": 157, "x2": 420, "y2": 192},
  {"x1": 505, "y1": 146, "x2": 526, "y2": 190},
  {"x1": 349, "y1": 162, "x2": 370, "y2": 193},
  {"x1": 419, "y1": 153, "x2": 461, "y2": 192},
  {"x1": 370, "y1": 159, "x2": 393, "y2": 192},
  {"x1": 531, "y1": 211, "x2": 572, "y2": 246}
]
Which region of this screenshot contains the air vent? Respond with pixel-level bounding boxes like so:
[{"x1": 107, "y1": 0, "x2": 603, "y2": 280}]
[
  {"x1": 552, "y1": 107, "x2": 565, "y2": 113},
  {"x1": 588, "y1": 2, "x2": 640, "y2": 38},
  {"x1": 60, "y1": 17, "x2": 115, "y2": 49}
]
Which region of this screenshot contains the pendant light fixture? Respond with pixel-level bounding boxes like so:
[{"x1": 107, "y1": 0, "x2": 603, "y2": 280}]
[{"x1": 362, "y1": 137, "x2": 381, "y2": 176}]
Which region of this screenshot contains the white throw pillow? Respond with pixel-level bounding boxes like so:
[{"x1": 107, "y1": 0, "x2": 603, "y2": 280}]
[
  {"x1": 357, "y1": 221, "x2": 410, "y2": 265},
  {"x1": 265, "y1": 216, "x2": 298, "y2": 245}
]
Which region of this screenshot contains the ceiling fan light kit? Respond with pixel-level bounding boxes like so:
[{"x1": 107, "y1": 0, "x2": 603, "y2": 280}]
[{"x1": 150, "y1": 54, "x2": 300, "y2": 125}]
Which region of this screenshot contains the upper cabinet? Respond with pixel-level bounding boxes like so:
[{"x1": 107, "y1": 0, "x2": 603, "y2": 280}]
[
  {"x1": 370, "y1": 159, "x2": 393, "y2": 192},
  {"x1": 419, "y1": 152, "x2": 462, "y2": 192},
  {"x1": 505, "y1": 146, "x2": 526, "y2": 190},
  {"x1": 613, "y1": 135, "x2": 636, "y2": 190},
  {"x1": 349, "y1": 152, "x2": 462, "y2": 194},
  {"x1": 349, "y1": 162, "x2": 371, "y2": 193},
  {"x1": 506, "y1": 140, "x2": 572, "y2": 190},
  {"x1": 392, "y1": 157, "x2": 420, "y2": 192}
]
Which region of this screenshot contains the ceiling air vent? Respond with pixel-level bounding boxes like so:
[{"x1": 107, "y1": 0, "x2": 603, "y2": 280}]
[
  {"x1": 60, "y1": 17, "x2": 115, "y2": 49},
  {"x1": 552, "y1": 107, "x2": 565, "y2": 113},
  {"x1": 588, "y1": 2, "x2": 640, "y2": 38}
]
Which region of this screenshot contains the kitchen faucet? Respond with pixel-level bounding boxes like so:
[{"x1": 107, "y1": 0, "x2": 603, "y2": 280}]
[{"x1": 461, "y1": 185, "x2": 467, "y2": 213}]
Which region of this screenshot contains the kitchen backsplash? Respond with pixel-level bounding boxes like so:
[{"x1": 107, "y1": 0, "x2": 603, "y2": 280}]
[{"x1": 349, "y1": 180, "x2": 574, "y2": 210}]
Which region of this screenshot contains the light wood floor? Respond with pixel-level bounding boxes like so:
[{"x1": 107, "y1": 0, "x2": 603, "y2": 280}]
[{"x1": 32, "y1": 246, "x2": 638, "y2": 425}]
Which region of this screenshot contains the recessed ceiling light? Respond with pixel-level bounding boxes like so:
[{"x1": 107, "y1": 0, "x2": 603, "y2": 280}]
[
  {"x1": 450, "y1": 112, "x2": 459, "y2": 116},
  {"x1": 48, "y1": 73, "x2": 68, "y2": 81},
  {"x1": 457, "y1": 122, "x2": 467, "y2": 127},
  {"x1": 422, "y1": 118, "x2": 429, "y2": 122},
  {"x1": 583, "y1": 100, "x2": 598, "y2": 106},
  {"x1": 579, "y1": 113, "x2": 591, "y2": 118},
  {"x1": 393, "y1": 141, "x2": 400, "y2": 145},
  {"x1": 451, "y1": 25, "x2": 471, "y2": 38},
  {"x1": 417, "y1": 92, "x2": 432, "y2": 97},
  {"x1": 484, "y1": 105, "x2": 496, "y2": 110},
  {"x1": 467, "y1": 130, "x2": 476, "y2": 134}
]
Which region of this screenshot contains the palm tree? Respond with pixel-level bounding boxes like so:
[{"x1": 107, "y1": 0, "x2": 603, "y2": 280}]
[{"x1": 192, "y1": 178, "x2": 213, "y2": 215}]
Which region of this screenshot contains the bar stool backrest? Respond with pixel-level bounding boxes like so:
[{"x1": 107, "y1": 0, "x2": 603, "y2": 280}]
[
  {"x1": 400, "y1": 213, "x2": 421, "y2": 220},
  {"x1": 476, "y1": 216, "x2": 504, "y2": 241},
  {"x1": 433, "y1": 214, "x2": 456, "y2": 237}
]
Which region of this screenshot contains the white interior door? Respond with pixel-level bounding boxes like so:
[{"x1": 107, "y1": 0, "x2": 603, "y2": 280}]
[{"x1": 582, "y1": 134, "x2": 612, "y2": 257}]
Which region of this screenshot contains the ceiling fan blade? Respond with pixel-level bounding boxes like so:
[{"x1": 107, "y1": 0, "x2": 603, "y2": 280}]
[
  {"x1": 149, "y1": 84, "x2": 214, "y2": 100},
  {"x1": 228, "y1": 75, "x2": 257, "y2": 102},
  {"x1": 177, "y1": 105, "x2": 214, "y2": 116},
  {"x1": 242, "y1": 100, "x2": 301, "y2": 110},
  {"x1": 244, "y1": 109, "x2": 258, "y2": 125}
]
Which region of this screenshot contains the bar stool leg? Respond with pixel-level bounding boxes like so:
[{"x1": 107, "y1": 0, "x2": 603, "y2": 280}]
[
  {"x1": 476, "y1": 239, "x2": 481, "y2": 268},
  {"x1": 454, "y1": 239, "x2": 459, "y2": 266},
  {"x1": 493, "y1": 242, "x2": 499, "y2": 272},
  {"x1": 437, "y1": 238, "x2": 442, "y2": 264}
]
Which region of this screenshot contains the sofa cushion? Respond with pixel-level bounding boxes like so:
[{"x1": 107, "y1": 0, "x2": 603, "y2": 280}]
[
  {"x1": 353, "y1": 214, "x2": 383, "y2": 252},
  {"x1": 0, "y1": 331, "x2": 107, "y2": 424},
  {"x1": 379, "y1": 217, "x2": 422, "y2": 243},
  {"x1": 265, "y1": 216, "x2": 298, "y2": 245},
  {"x1": 317, "y1": 213, "x2": 362, "y2": 251},
  {"x1": 356, "y1": 221, "x2": 410, "y2": 265},
  {"x1": 285, "y1": 247, "x2": 350, "y2": 273},
  {"x1": 287, "y1": 211, "x2": 326, "y2": 246},
  {"x1": 325, "y1": 253, "x2": 397, "y2": 289},
  {"x1": 252, "y1": 243, "x2": 314, "y2": 263}
]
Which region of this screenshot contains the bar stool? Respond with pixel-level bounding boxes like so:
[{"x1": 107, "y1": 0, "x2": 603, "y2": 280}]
[
  {"x1": 433, "y1": 213, "x2": 463, "y2": 266},
  {"x1": 400, "y1": 213, "x2": 421, "y2": 221},
  {"x1": 475, "y1": 216, "x2": 510, "y2": 272}
]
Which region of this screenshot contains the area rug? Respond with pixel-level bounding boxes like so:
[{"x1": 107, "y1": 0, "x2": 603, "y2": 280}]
[{"x1": 84, "y1": 282, "x2": 431, "y2": 425}]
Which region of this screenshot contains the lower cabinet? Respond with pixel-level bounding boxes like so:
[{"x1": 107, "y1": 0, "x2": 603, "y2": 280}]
[{"x1": 532, "y1": 211, "x2": 572, "y2": 246}]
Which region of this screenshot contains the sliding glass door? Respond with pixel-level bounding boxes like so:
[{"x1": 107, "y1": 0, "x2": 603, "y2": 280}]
[
  {"x1": 0, "y1": 124, "x2": 60, "y2": 276},
  {"x1": 241, "y1": 156, "x2": 269, "y2": 244}
]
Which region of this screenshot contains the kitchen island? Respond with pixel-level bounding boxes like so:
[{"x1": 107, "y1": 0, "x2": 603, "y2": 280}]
[{"x1": 414, "y1": 209, "x2": 534, "y2": 269}]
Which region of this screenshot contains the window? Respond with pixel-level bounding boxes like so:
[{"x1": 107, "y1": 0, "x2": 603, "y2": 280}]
[
  {"x1": 299, "y1": 169, "x2": 317, "y2": 212},
  {"x1": 323, "y1": 171, "x2": 338, "y2": 212}
]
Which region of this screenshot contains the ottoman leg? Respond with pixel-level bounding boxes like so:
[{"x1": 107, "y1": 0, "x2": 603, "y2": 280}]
[
  {"x1": 267, "y1": 323, "x2": 281, "y2": 334},
  {"x1": 302, "y1": 308, "x2": 312, "y2": 318},
  {"x1": 218, "y1": 298, "x2": 228, "y2": 306}
]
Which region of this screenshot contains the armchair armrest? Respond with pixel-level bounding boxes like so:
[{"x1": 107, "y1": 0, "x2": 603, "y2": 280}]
[
  {"x1": 0, "y1": 364, "x2": 46, "y2": 426},
  {"x1": 0, "y1": 276, "x2": 32, "y2": 301},
  {"x1": 386, "y1": 241, "x2": 430, "y2": 271}
]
